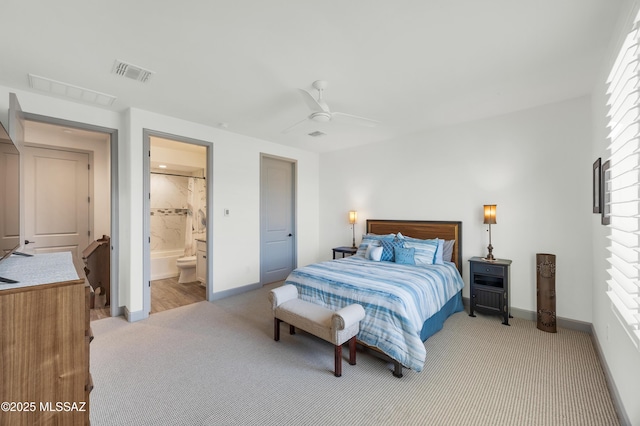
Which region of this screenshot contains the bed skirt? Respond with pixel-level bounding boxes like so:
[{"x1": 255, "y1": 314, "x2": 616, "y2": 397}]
[{"x1": 420, "y1": 290, "x2": 463, "y2": 341}]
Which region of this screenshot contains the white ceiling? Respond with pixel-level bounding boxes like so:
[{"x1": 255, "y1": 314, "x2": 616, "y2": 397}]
[{"x1": 0, "y1": 1, "x2": 622, "y2": 153}]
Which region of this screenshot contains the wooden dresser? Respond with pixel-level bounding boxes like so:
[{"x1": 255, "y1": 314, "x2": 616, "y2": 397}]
[{"x1": 0, "y1": 252, "x2": 92, "y2": 426}]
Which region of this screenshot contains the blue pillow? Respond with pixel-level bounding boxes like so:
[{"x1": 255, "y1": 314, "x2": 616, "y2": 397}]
[
  {"x1": 434, "y1": 238, "x2": 444, "y2": 264},
  {"x1": 403, "y1": 238, "x2": 439, "y2": 265},
  {"x1": 356, "y1": 234, "x2": 395, "y2": 257},
  {"x1": 380, "y1": 239, "x2": 403, "y2": 262},
  {"x1": 394, "y1": 246, "x2": 415, "y2": 265}
]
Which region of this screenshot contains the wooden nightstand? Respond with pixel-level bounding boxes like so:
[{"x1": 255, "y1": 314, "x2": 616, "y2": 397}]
[
  {"x1": 468, "y1": 256, "x2": 513, "y2": 325},
  {"x1": 332, "y1": 246, "x2": 357, "y2": 259}
]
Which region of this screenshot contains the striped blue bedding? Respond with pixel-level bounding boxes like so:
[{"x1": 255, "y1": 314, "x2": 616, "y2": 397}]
[{"x1": 284, "y1": 256, "x2": 465, "y2": 372}]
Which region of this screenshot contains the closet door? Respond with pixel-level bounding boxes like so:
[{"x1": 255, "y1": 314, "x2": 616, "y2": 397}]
[
  {"x1": 260, "y1": 155, "x2": 296, "y2": 284},
  {"x1": 23, "y1": 146, "x2": 90, "y2": 257}
]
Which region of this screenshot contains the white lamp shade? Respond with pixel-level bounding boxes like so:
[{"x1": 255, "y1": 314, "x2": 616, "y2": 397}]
[{"x1": 348, "y1": 211, "x2": 357, "y2": 224}]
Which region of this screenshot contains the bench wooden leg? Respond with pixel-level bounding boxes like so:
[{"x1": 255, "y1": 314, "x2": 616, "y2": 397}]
[
  {"x1": 348, "y1": 336, "x2": 357, "y2": 365},
  {"x1": 334, "y1": 344, "x2": 342, "y2": 377},
  {"x1": 274, "y1": 318, "x2": 281, "y2": 341},
  {"x1": 289, "y1": 324, "x2": 295, "y2": 335}
]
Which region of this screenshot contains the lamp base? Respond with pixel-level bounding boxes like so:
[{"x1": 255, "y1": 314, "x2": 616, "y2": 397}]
[
  {"x1": 485, "y1": 244, "x2": 495, "y2": 261},
  {"x1": 351, "y1": 225, "x2": 356, "y2": 249}
]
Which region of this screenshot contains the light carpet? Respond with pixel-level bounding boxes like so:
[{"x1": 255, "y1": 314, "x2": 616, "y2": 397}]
[{"x1": 89, "y1": 282, "x2": 619, "y2": 425}]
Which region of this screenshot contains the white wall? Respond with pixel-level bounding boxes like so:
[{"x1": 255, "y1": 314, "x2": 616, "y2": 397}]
[
  {"x1": 319, "y1": 96, "x2": 593, "y2": 322},
  {"x1": 125, "y1": 108, "x2": 320, "y2": 313},
  {"x1": 591, "y1": 1, "x2": 640, "y2": 424},
  {"x1": 0, "y1": 87, "x2": 320, "y2": 318}
]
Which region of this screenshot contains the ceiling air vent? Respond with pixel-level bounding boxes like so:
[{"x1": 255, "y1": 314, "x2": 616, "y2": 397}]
[
  {"x1": 308, "y1": 131, "x2": 326, "y2": 137},
  {"x1": 28, "y1": 74, "x2": 116, "y2": 106},
  {"x1": 112, "y1": 60, "x2": 154, "y2": 83}
]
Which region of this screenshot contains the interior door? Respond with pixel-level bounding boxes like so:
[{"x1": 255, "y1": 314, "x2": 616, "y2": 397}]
[
  {"x1": 23, "y1": 146, "x2": 90, "y2": 258},
  {"x1": 260, "y1": 155, "x2": 296, "y2": 284}
]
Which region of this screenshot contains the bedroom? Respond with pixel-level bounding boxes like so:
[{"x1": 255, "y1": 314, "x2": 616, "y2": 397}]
[{"x1": 0, "y1": 0, "x2": 638, "y2": 425}]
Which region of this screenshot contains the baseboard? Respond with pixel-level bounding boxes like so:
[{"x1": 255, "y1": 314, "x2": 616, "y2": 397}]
[
  {"x1": 150, "y1": 272, "x2": 179, "y2": 281},
  {"x1": 590, "y1": 326, "x2": 631, "y2": 426},
  {"x1": 209, "y1": 282, "x2": 262, "y2": 301},
  {"x1": 124, "y1": 306, "x2": 149, "y2": 322},
  {"x1": 121, "y1": 282, "x2": 262, "y2": 319},
  {"x1": 461, "y1": 296, "x2": 592, "y2": 333},
  {"x1": 111, "y1": 305, "x2": 124, "y2": 318}
]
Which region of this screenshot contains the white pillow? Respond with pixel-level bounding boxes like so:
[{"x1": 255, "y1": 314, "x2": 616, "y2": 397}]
[{"x1": 369, "y1": 245, "x2": 383, "y2": 261}]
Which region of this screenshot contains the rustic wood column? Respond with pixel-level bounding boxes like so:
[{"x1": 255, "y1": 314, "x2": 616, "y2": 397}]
[{"x1": 536, "y1": 253, "x2": 556, "y2": 333}]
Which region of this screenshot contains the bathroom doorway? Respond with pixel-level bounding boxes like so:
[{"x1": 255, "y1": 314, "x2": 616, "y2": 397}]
[{"x1": 142, "y1": 130, "x2": 212, "y2": 316}]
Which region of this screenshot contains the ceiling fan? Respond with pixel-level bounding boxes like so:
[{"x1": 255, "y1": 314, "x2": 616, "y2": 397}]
[{"x1": 283, "y1": 80, "x2": 379, "y2": 134}]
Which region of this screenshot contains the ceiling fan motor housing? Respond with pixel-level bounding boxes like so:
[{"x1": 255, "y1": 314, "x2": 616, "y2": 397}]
[{"x1": 310, "y1": 111, "x2": 331, "y2": 122}]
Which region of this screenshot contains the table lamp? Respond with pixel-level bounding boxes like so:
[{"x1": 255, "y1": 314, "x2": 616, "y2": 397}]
[
  {"x1": 349, "y1": 211, "x2": 357, "y2": 248},
  {"x1": 483, "y1": 204, "x2": 497, "y2": 261}
]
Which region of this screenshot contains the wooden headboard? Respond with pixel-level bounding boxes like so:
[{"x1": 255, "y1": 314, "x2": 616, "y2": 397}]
[{"x1": 366, "y1": 220, "x2": 463, "y2": 274}]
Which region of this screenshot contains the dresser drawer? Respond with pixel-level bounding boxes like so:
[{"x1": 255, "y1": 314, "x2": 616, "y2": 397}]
[{"x1": 471, "y1": 263, "x2": 505, "y2": 277}]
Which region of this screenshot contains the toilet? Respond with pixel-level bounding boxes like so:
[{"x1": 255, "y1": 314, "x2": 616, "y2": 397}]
[{"x1": 176, "y1": 256, "x2": 197, "y2": 283}]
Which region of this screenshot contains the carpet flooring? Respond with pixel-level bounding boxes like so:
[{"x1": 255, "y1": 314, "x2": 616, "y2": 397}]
[{"x1": 89, "y1": 282, "x2": 619, "y2": 425}]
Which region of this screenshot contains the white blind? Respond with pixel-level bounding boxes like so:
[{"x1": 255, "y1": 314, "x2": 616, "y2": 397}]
[{"x1": 605, "y1": 11, "x2": 640, "y2": 350}]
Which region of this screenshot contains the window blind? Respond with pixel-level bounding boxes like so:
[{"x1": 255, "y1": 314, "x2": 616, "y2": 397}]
[{"x1": 605, "y1": 11, "x2": 640, "y2": 350}]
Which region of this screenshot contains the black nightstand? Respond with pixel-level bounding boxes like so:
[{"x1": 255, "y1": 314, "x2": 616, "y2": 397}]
[
  {"x1": 332, "y1": 246, "x2": 357, "y2": 259},
  {"x1": 468, "y1": 256, "x2": 513, "y2": 325}
]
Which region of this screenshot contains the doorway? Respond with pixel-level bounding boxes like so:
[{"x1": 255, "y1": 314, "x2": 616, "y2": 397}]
[
  {"x1": 142, "y1": 129, "x2": 213, "y2": 316},
  {"x1": 18, "y1": 116, "x2": 117, "y2": 319}
]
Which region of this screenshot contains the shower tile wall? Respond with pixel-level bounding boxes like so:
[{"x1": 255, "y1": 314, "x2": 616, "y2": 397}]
[
  {"x1": 192, "y1": 178, "x2": 207, "y2": 238},
  {"x1": 150, "y1": 174, "x2": 189, "y2": 251}
]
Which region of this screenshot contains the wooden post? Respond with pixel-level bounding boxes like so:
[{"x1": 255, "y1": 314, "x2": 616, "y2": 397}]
[{"x1": 536, "y1": 253, "x2": 557, "y2": 333}]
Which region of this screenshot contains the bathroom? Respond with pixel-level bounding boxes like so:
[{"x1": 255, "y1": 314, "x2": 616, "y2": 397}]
[{"x1": 149, "y1": 137, "x2": 207, "y2": 311}]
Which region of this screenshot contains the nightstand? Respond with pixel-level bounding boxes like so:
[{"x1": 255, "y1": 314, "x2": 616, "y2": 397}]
[
  {"x1": 332, "y1": 246, "x2": 357, "y2": 259},
  {"x1": 468, "y1": 256, "x2": 513, "y2": 325}
]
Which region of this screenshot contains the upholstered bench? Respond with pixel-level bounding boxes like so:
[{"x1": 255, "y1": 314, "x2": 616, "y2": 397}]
[{"x1": 268, "y1": 284, "x2": 366, "y2": 377}]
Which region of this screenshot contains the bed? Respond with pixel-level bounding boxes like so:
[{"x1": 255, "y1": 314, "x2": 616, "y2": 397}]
[{"x1": 284, "y1": 219, "x2": 464, "y2": 377}]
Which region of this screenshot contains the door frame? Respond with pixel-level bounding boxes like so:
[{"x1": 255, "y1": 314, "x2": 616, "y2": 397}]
[
  {"x1": 142, "y1": 129, "x2": 214, "y2": 316},
  {"x1": 19, "y1": 111, "x2": 120, "y2": 317},
  {"x1": 259, "y1": 153, "x2": 297, "y2": 285}
]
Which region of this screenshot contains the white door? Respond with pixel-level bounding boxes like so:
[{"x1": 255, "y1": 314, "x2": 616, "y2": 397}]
[
  {"x1": 23, "y1": 146, "x2": 90, "y2": 257},
  {"x1": 260, "y1": 156, "x2": 296, "y2": 284}
]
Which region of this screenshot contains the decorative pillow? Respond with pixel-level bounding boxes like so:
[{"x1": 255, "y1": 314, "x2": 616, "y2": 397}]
[
  {"x1": 380, "y1": 239, "x2": 404, "y2": 262},
  {"x1": 356, "y1": 237, "x2": 379, "y2": 257},
  {"x1": 434, "y1": 238, "x2": 444, "y2": 264},
  {"x1": 443, "y1": 240, "x2": 455, "y2": 263},
  {"x1": 403, "y1": 238, "x2": 438, "y2": 265},
  {"x1": 394, "y1": 246, "x2": 415, "y2": 265},
  {"x1": 356, "y1": 234, "x2": 395, "y2": 257},
  {"x1": 368, "y1": 245, "x2": 383, "y2": 261},
  {"x1": 364, "y1": 233, "x2": 396, "y2": 240}
]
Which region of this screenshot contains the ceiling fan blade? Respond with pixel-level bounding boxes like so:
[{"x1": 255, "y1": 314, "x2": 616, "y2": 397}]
[
  {"x1": 298, "y1": 89, "x2": 329, "y2": 113},
  {"x1": 282, "y1": 117, "x2": 309, "y2": 134},
  {"x1": 331, "y1": 112, "x2": 380, "y2": 127}
]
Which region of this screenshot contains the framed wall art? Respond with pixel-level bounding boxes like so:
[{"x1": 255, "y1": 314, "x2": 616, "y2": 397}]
[
  {"x1": 593, "y1": 158, "x2": 601, "y2": 214},
  {"x1": 601, "y1": 159, "x2": 611, "y2": 225}
]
